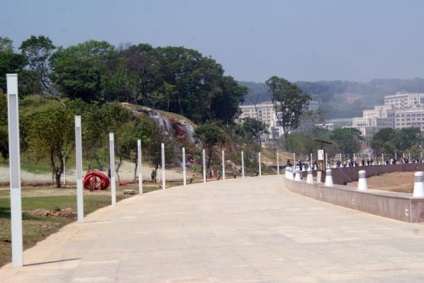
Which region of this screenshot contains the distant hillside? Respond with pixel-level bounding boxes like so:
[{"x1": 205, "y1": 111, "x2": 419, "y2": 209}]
[{"x1": 239, "y1": 78, "x2": 424, "y2": 119}]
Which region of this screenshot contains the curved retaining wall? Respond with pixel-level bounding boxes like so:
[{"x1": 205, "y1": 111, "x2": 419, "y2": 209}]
[
  {"x1": 321, "y1": 163, "x2": 424, "y2": 185},
  {"x1": 283, "y1": 172, "x2": 424, "y2": 223}
]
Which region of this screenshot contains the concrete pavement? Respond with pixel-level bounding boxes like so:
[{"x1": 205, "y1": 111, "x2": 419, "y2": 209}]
[{"x1": 2, "y1": 175, "x2": 424, "y2": 282}]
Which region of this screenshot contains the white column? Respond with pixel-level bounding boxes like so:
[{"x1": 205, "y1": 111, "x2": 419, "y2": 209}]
[
  {"x1": 222, "y1": 150, "x2": 225, "y2": 180},
  {"x1": 109, "y1": 133, "x2": 116, "y2": 205},
  {"x1": 325, "y1": 153, "x2": 328, "y2": 168},
  {"x1": 182, "y1": 147, "x2": 186, "y2": 186},
  {"x1": 358, "y1": 170, "x2": 368, "y2": 191},
  {"x1": 306, "y1": 167, "x2": 313, "y2": 184},
  {"x1": 293, "y1": 153, "x2": 296, "y2": 168},
  {"x1": 294, "y1": 168, "x2": 301, "y2": 181},
  {"x1": 161, "y1": 143, "x2": 165, "y2": 190},
  {"x1": 241, "y1": 150, "x2": 245, "y2": 179},
  {"x1": 258, "y1": 152, "x2": 262, "y2": 177},
  {"x1": 75, "y1": 116, "x2": 84, "y2": 222},
  {"x1": 202, "y1": 149, "x2": 206, "y2": 183},
  {"x1": 137, "y1": 139, "x2": 143, "y2": 194},
  {"x1": 276, "y1": 152, "x2": 280, "y2": 175},
  {"x1": 324, "y1": 169, "x2": 333, "y2": 187},
  {"x1": 413, "y1": 172, "x2": 424, "y2": 197},
  {"x1": 7, "y1": 74, "x2": 23, "y2": 267},
  {"x1": 63, "y1": 153, "x2": 66, "y2": 186}
]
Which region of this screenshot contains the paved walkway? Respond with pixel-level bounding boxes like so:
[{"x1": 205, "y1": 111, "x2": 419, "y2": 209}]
[{"x1": 2, "y1": 175, "x2": 424, "y2": 282}]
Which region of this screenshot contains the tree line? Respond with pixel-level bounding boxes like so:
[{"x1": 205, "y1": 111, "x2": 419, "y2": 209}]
[
  {"x1": 0, "y1": 35, "x2": 316, "y2": 186},
  {"x1": 0, "y1": 35, "x2": 248, "y2": 125}
]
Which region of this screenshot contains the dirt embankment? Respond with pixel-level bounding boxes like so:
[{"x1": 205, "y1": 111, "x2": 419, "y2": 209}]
[{"x1": 346, "y1": 171, "x2": 415, "y2": 193}]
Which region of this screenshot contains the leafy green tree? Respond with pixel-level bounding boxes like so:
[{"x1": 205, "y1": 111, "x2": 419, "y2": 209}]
[
  {"x1": 265, "y1": 76, "x2": 311, "y2": 143},
  {"x1": 371, "y1": 127, "x2": 423, "y2": 158},
  {"x1": 209, "y1": 75, "x2": 248, "y2": 124},
  {"x1": 398, "y1": 128, "x2": 423, "y2": 151},
  {"x1": 50, "y1": 40, "x2": 115, "y2": 102},
  {"x1": 330, "y1": 128, "x2": 362, "y2": 158},
  {"x1": 241, "y1": 117, "x2": 269, "y2": 143},
  {"x1": 370, "y1": 128, "x2": 396, "y2": 158},
  {"x1": 26, "y1": 107, "x2": 74, "y2": 187},
  {"x1": 19, "y1": 35, "x2": 56, "y2": 95},
  {"x1": 194, "y1": 122, "x2": 226, "y2": 171},
  {"x1": 0, "y1": 37, "x2": 27, "y2": 93}
]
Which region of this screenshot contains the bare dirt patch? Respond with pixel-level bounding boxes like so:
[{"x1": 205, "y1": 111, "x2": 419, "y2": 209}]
[{"x1": 346, "y1": 171, "x2": 415, "y2": 193}]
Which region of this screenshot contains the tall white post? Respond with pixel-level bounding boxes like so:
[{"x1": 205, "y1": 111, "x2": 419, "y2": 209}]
[
  {"x1": 258, "y1": 152, "x2": 262, "y2": 177},
  {"x1": 241, "y1": 150, "x2": 245, "y2": 179},
  {"x1": 63, "y1": 153, "x2": 66, "y2": 186},
  {"x1": 276, "y1": 152, "x2": 280, "y2": 175},
  {"x1": 293, "y1": 153, "x2": 296, "y2": 168},
  {"x1": 413, "y1": 172, "x2": 424, "y2": 197},
  {"x1": 109, "y1": 133, "x2": 116, "y2": 205},
  {"x1": 75, "y1": 116, "x2": 84, "y2": 222},
  {"x1": 222, "y1": 150, "x2": 225, "y2": 180},
  {"x1": 137, "y1": 139, "x2": 143, "y2": 195},
  {"x1": 161, "y1": 143, "x2": 166, "y2": 190},
  {"x1": 382, "y1": 153, "x2": 384, "y2": 165},
  {"x1": 182, "y1": 147, "x2": 187, "y2": 186},
  {"x1": 326, "y1": 153, "x2": 328, "y2": 168},
  {"x1": 7, "y1": 74, "x2": 23, "y2": 267},
  {"x1": 202, "y1": 149, "x2": 206, "y2": 183},
  {"x1": 310, "y1": 153, "x2": 313, "y2": 169}
]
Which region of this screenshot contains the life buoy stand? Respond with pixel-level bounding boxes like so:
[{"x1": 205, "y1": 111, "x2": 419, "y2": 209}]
[{"x1": 83, "y1": 171, "x2": 110, "y2": 190}]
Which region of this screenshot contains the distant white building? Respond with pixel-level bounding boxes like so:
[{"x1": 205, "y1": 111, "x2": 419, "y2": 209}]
[
  {"x1": 239, "y1": 100, "x2": 320, "y2": 140},
  {"x1": 352, "y1": 93, "x2": 424, "y2": 137},
  {"x1": 239, "y1": 102, "x2": 283, "y2": 140}
]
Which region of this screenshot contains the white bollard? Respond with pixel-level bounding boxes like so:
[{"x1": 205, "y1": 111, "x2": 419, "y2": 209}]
[
  {"x1": 413, "y1": 171, "x2": 424, "y2": 197},
  {"x1": 287, "y1": 167, "x2": 293, "y2": 180},
  {"x1": 324, "y1": 169, "x2": 333, "y2": 187},
  {"x1": 306, "y1": 167, "x2": 313, "y2": 184},
  {"x1": 357, "y1": 170, "x2": 368, "y2": 191},
  {"x1": 294, "y1": 168, "x2": 301, "y2": 181}
]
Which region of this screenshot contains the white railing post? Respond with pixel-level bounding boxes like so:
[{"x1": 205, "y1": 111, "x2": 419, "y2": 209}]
[
  {"x1": 109, "y1": 133, "x2": 116, "y2": 205},
  {"x1": 241, "y1": 150, "x2": 245, "y2": 179},
  {"x1": 258, "y1": 152, "x2": 262, "y2": 177},
  {"x1": 202, "y1": 149, "x2": 206, "y2": 183},
  {"x1": 182, "y1": 147, "x2": 186, "y2": 187},
  {"x1": 7, "y1": 74, "x2": 23, "y2": 267},
  {"x1": 75, "y1": 116, "x2": 84, "y2": 222},
  {"x1": 276, "y1": 152, "x2": 280, "y2": 175},
  {"x1": 137, "y1": 139, "x2": 143, "y2": 194},
  {"x1": 161, "y1": 143, "x2": 165, "y2": 190},
  {"x1": 222, "y1": 150, "x2": 225, "y2": 180}
]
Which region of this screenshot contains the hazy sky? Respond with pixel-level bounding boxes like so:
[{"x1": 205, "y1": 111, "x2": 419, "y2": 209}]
[{"x1": 2, "y1": 0, "x2": 424, "y2": 83}]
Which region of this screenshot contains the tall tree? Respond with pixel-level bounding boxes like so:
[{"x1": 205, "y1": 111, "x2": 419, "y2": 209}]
[
  {"x1": 50, "y1": 40, "x2": 115, "y2": 102},
  {"x1": 241, "y1": 117, "x2": 269, "y2": 144},
  {"x1": 19, "y1": 35, "x2": 56, "y2": 94},
  {"x1": 265, "y1": 76, "x2": 311, "y2": 143},
  {"x1": 0, "y1": 37, "x2": 27, "y2": 93},
  {"x1": 194, "y1": 122, "x2": 226, "y2": 171},
  {"x1": 26, "y1": 107, "x2": 74, "y2": 187},
  {"x1": 330, "y1": 128, "x2": 362, "y2": 158}
]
